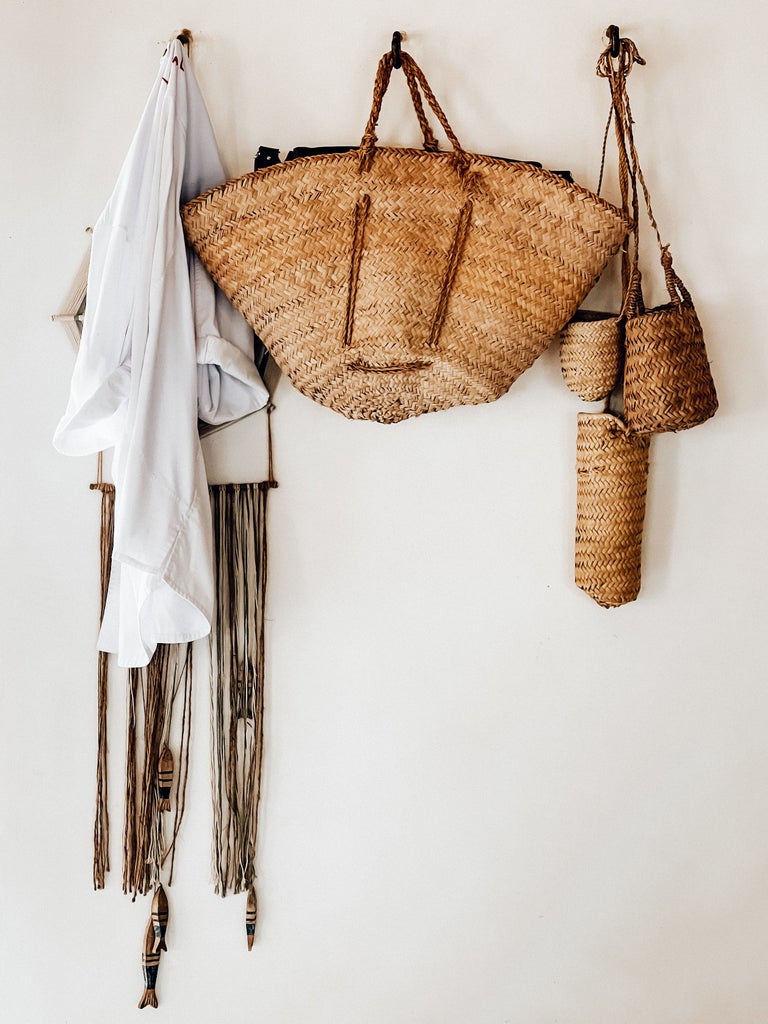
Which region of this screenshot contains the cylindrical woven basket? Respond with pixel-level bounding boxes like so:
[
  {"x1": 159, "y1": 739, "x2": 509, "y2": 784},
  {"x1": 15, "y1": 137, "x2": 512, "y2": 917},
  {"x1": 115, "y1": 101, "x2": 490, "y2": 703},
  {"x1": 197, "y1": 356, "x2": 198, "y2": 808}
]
[
  {"x1": 623, "y1": 259, "x2": 718, "y2": 433},
  {"x1": 183, "y1": 49, "x2": 629, "y2": 424},
  {"x1": 560, "y1": 310, "x2": 622, "y2": 402},
  {"x1": 575, "y1": 412, "x2": 651, "y2": 608}
]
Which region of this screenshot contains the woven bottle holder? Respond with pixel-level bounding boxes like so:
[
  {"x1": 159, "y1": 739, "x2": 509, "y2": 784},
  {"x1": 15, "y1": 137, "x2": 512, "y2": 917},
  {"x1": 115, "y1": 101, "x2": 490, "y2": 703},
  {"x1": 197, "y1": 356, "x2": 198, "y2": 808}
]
[
  {"x1": 596, "y1": 38, "x2": 718, "y2": 434},
  {"x1": 183, "y1": 46, "x2": 630, "y2": 424},
  {"x1": 574, "y1": 411, "x2": 650, "y2": 607}
]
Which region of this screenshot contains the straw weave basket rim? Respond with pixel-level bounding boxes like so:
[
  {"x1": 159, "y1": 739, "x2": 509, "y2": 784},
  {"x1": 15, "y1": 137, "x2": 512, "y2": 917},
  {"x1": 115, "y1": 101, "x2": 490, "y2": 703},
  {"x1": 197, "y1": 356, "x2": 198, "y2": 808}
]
[
  {"x1": 569, "y1": 308, "x2": 622, "y2": 322},
  {"x1": 184, "y1": 148, "x2": 631, "y2": 234}
]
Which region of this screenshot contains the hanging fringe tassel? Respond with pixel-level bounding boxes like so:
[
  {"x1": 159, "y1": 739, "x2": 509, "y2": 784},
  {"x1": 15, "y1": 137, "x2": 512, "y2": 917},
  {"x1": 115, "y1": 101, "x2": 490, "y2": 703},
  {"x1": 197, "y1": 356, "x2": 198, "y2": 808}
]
[
  {"x1": 209, "y1": 408, "x2": 277, "y2": 936},
  {"x1": 123, "y1": 644, "x2": 193, "y2": 898},
  {"x1": 90, "y1": 471, "x2": 114, "y2": 890},
  {"x1": 162, "y1": 647, "x2": 193, "y2": 887},
  {"x1": 123, "y1": 664, "x2": 140, "y2": 896}
]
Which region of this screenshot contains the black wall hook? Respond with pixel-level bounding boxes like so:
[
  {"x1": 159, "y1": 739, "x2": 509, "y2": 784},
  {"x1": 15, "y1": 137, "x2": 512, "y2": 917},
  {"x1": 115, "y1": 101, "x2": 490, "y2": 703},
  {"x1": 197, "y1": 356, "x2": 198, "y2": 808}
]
[
  {"x1": 391, "y1": 30, "x2": 403, "y2": 69},
  {"x1": 606, "y1": 25, "x2": 620, "y2": 58}
]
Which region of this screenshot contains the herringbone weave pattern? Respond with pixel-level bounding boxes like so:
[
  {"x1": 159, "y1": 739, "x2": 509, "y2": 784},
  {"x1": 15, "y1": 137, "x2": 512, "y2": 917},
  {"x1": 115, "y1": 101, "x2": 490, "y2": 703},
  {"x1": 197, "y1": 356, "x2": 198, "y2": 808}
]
[
  {"x1": 623, "y1": 259, "x2": 719, "y2": 433},
  {"x1": 560, "y1": 311, "x2": 623, "y2": 402},
  {"x1": 575, "y1": 412, "x2": 650, "y2": 608}
]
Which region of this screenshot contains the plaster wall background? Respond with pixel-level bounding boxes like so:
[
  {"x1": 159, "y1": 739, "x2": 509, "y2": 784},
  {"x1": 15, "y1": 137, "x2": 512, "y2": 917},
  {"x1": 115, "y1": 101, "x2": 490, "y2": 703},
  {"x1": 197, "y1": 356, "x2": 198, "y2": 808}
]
[{"x1": 1, "y1": 2, "x2": 766, "y2": 1021}]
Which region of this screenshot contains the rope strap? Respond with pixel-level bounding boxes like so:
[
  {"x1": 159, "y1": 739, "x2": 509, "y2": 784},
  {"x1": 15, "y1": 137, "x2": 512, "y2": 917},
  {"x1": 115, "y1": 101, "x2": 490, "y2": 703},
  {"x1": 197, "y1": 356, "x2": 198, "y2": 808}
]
[{"x1": 597, "y1": 36, "x2": 686, "y2": 307}]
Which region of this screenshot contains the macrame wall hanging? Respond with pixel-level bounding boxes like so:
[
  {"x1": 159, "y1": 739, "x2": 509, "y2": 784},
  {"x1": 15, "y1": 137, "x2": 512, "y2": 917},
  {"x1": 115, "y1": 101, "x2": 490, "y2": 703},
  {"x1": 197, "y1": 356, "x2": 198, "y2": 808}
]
[
  {"x1": 83, "y1": 410, "x2": 277, "y2": 1008},
  {"x1": 209, "y1": 411, "x2": 277, "y2": 925}
]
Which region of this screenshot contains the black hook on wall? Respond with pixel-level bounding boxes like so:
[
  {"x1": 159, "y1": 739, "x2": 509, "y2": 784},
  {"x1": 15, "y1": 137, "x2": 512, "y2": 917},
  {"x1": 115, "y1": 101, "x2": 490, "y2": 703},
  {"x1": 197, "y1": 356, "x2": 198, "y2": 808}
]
[
  {"x1": 391, "y1": 30, "x2": 403, "y2": 69},
  {"x1": 606, "y1": 25, "x2": 620, "y2": 58},
  {"x1": 177, "y1": 28, "x2": 193, "y2": 49}
]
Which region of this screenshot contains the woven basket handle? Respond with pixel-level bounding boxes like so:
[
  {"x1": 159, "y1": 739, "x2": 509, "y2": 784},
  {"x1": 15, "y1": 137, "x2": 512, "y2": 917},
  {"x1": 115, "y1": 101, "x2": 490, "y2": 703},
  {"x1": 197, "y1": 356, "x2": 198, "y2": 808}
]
[
  {"x1": 598, "y1": 36, "x2": 690, "y2": 310},
  {"x1": 596, "y1": 38, "x2": 643, "y2": 301},
  {"x1": 621, "y1": 266, "x2": 645, "y2": 319},
  {"x1": 401, "y1": 58, "x2": 441, "y2": 153},
  {"x1": 358, "y1": 50, "x2": 470, "y2": 176},
  {"x1": 659, "y1": 246, "x2": 692, "y2": 305}
]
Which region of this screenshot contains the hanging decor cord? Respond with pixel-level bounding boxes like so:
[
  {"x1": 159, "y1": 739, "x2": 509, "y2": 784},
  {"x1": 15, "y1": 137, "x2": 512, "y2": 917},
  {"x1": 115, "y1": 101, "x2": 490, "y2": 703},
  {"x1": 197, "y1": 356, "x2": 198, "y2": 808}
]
[
  {"x1": 209, "y1": 406, "x2": 277, "y2": 948},
  {"x1": 90, "y1": 453, "x2": 114, "y2": 890},
  {"x1": 122, "y1": 643, "x2": 194, "y2": 900}
]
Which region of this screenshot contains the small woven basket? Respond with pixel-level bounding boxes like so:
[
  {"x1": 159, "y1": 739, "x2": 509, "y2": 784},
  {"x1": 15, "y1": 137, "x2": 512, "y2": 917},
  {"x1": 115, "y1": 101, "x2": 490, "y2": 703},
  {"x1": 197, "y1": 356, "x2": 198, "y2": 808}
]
[
  {"x1": 593, "y1": 38, "x2": 718, "y2": 435},
  {"x1": 575, "y1": 412, "x2": 651, "y2": 608},
  {"x1": 559, "y1": 310, "x2": 622, "y2": 402},
  {"x1": 623, "y1": 256, "x2": 718, "y2": 433}
]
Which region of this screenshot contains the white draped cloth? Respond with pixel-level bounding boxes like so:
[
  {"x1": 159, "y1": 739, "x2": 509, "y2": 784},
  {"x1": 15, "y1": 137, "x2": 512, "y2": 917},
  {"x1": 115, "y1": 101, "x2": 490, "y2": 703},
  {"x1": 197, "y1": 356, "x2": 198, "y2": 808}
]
[{"x1": 54, "y1": 38, "x2": 269, "y2": 667}]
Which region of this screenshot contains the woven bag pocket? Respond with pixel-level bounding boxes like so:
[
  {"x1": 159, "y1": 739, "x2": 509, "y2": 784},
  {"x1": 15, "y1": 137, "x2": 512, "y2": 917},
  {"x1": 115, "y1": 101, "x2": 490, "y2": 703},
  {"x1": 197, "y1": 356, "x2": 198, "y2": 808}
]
[
  {"x1": 575, "y1": 412, "x2": 650, "y2": 607},
  {"x1": 623, "y1": 258, "x2": 718, "y2": 433},
  {"x1": 560, "y1": 310, "x2": 622, "y2": 402}
]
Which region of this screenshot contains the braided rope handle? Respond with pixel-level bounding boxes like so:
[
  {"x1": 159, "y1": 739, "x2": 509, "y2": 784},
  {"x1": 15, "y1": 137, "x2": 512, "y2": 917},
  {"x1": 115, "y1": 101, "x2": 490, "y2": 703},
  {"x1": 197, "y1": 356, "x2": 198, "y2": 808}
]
[
  {"x1": 402, "y1": 60, "x2": 440, "y2": 153},
  {"x1": 358, "y1": 50, "x2": 470, "y2": 178},
  {"x1": 597, "y1": 36, "x2": 688, "y2": 309}
]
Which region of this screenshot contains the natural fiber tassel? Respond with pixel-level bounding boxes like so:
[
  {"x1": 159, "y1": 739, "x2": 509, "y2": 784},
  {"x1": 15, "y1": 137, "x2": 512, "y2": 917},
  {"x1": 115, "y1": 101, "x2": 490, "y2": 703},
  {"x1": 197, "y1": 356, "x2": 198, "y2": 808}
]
[
  {"x1": 123, "y1": 645, "x2": 193, "y2": 898},
  {"x1": 157, "y1": 747, "x2": 173, "y2": 812},
  {"x1": 151, "y1": 885, "x2": 169, "y2": 952},
  {"x1": 138, "y1": 917, "x2": 161, "y2": 1009},
  {"x1": 246, "y1": 887, "x2": 257, "y2": 950},
  {"x1": 209, "y1": 481, "x2": 274, "y2": 899},
  {"x1": 90, "y1": 477, "x2": 115, "y2": 890}
]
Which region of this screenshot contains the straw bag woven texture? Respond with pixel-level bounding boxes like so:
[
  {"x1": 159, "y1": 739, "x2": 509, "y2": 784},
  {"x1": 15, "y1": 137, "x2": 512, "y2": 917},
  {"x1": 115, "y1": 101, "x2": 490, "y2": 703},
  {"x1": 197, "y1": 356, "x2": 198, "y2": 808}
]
[
  {"x1": 560, "y1": 311, "x2": 622, "y2": 402},
  {"x1": 183, "y1": 49, "x2": 630, "y2": 423},
  {"x1": 575, "y1": 412, "x2": 650, "y2": 608}
]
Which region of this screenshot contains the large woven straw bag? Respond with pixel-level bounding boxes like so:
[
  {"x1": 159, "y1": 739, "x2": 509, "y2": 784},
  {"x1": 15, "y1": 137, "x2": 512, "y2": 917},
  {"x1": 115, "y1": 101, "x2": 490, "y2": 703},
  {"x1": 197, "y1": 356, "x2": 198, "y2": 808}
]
[
  {"x1": 575, "y1": 412, "x2": 650, "y2": 608},
  {"x1": 560, "y1": 310, "x2": 623, "y2": 402},
  {"x1": 623, "y1": 254, "x2": 718, "y2": 434},
  {"x1": 183, "y1": 47, "x2": 630, "y2": 423}
]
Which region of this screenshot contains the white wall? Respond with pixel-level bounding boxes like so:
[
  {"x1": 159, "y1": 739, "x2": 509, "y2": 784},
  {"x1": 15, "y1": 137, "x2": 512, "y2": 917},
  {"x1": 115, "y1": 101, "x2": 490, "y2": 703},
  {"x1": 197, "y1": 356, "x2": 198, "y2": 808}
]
[{"x1": 2, "y1": 2, "x2": 767, "y2": 1022}]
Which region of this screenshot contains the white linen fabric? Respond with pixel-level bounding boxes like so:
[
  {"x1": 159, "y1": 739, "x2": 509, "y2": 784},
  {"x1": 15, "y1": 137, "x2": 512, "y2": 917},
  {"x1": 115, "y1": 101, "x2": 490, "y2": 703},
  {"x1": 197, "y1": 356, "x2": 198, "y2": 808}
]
[{"x1": 54, "y1": 38, "x2": 269, "y2": 667}]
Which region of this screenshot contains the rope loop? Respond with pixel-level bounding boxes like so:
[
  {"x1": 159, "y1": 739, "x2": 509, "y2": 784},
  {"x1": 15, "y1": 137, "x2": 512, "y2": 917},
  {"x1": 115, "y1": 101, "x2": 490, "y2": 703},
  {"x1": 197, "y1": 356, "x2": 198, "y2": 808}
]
[
  {"x1": 358, "y1": 47, "x2": 469, "y2": 187},
  {"x1": 596, "y1": 36, "x2": 646, "y2": 81}
]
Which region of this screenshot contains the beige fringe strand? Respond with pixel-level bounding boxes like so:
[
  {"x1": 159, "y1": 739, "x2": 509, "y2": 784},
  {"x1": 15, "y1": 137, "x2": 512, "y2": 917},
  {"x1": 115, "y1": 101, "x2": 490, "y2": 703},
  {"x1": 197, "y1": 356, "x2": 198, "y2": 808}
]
[
  {"x1": 122, "y1": 644, "x2": 193, "y2": 898},
  {"x1": 209, "y1": 468, "x2": 276, "y2": 904},
  {"x1": 90, "y1": 478, "x2": 115, "y2": 890}
]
